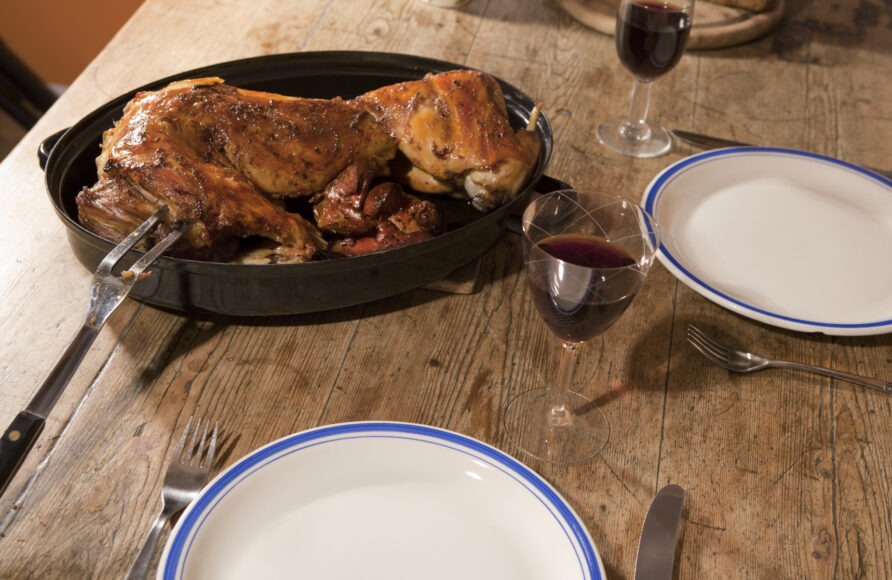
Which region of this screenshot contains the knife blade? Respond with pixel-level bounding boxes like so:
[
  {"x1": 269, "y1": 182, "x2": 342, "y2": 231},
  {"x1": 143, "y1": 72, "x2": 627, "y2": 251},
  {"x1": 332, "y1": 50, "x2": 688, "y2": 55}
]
[
  {"x1": 671, "y1": 129, "x2": 892, "y2": 181},
  {"x1": 671, "y1": 130, "x2": 748, "y2": 149},
  {"x1": 634, "y1": 483, "x2": 685, "y2": 580}
]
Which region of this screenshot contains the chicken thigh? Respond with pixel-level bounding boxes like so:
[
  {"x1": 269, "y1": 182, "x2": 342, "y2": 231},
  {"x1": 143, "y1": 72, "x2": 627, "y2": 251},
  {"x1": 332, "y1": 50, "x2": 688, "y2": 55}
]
[{"x1": 81, "y1": 77, "x2": 395, "y2": 262}]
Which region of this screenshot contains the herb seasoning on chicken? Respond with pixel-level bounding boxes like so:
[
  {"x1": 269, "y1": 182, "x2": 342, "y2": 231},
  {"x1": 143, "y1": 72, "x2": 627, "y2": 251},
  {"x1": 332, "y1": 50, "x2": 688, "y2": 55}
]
[{"x1": 76, "y1": 70, "x2": 540, "y2": 263}]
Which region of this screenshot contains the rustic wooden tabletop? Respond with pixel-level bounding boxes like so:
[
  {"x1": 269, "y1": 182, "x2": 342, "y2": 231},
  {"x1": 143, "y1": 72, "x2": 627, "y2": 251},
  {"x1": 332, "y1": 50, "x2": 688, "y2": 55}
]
[{"x1": 0, "y1": 0, "x2": 889, "y2": 578}]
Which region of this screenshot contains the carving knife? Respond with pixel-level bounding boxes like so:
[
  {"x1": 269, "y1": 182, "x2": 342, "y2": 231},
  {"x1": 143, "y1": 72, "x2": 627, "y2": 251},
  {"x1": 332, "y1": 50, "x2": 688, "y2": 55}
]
[
  {"x1": 634, "y1": 484, "x2": 685, "y2": 580},
  {"x1": 671, "y1": 129, "x2": 892, "y2": 181}
]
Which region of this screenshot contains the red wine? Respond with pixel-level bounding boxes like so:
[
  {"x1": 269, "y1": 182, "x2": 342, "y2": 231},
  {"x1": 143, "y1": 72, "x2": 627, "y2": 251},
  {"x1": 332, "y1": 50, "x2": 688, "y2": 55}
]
[
  {"x1": 528, "y1": 234, "x2": 639, "y2": 343},
  {"x1": 538, "y1": 234, "x2": 637, "y2": 269},
  {"x1": 616, "y1": 1, "x2": 692, "y2": 82}
]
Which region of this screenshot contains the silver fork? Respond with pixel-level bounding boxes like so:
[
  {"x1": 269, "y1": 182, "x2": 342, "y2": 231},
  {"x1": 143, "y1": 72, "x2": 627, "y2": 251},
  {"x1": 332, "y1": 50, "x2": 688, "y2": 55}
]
[
  {"x1": 86, "y1": 207, "x2": 185, "y2": 328},
  {"x1": 0, "y1": 208, "x2": 186, "y2": 498},
  {"x1": 687, "y1": 325, "x2": 891, "y2": 394},
  {"x1": 125, "y1": 417, "x2": 219, "y2": 580}
]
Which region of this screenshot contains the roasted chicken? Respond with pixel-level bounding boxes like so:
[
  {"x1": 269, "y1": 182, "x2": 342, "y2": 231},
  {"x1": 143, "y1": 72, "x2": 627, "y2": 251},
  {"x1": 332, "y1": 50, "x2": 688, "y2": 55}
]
[
  {"x1": 356, "y1": 70, "x2": 540, "y2": 211},
  {"x1": 76, "y1": 70, "x2": 539, "y2": 263},
  {"x1": 79, "y1": 77, "x2": 392, "y2": 262}
]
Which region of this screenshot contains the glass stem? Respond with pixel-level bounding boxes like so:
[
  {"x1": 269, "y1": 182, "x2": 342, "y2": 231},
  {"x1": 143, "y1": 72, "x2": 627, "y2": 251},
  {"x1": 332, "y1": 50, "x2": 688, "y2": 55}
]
[
  {"x1": 549, "y1": 342, "x2": 579, "y2": 427},
  {"x1": 623, "y1": 78, "x2": 654, "y2": 142}
]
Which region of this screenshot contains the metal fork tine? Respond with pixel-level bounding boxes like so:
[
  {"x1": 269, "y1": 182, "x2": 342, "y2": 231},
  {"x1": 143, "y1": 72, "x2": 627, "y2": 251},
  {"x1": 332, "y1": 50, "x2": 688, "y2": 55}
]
[
  {"x1": 172, "y1": 416, "x2": 192, "y2": 463},
  {"x1": 688, "y1": 326, "x2": 728, "y2": 360},
  {"x1": 687, "y1": 331, "x2": 720, "y2": 360},
  {"x1": 193, "y1": 420, "x2": 210, "y2": 467},
  {"x1": 95, "y1": 206, "x2": 169, "y2": 276},
  {"x1": 691, "y1": 326, "x2": 729, "y2": 357},
  {"x1": 687, "y1": 327, "x2": 727, "y2": 365},
  {"x1": 687, "y1": 325, "x2": 709, "y2": 345},
  {"x1": 687, "y1": 333, "x2": 718, "y2": 362},
  {"x1": 689, "y1": 325, "x2": 712, "y2": 344},
  {"x1": 204, "y1": 422, "x2": 219, "y2": 470},
  {"x1": 86, "y1": 213, "x2": 187, "y2": 330},
  {"x1": 124, "y1": 223, "x2": 187, "y2": 278},
  {"x1": 185, "y1": 417, "x2": 202, "y2": 464},
  {"x1": 686, "y1": 326, "x2": 709, "y2": 350}
]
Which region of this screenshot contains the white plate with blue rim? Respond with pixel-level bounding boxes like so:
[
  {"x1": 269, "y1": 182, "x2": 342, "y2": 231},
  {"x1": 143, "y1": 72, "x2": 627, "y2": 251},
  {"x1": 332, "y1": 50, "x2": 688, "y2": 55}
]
[
  {"x1": 158, "y1": 422, "x2": 605, "y2": 580},
  {"x1": 642, "y1": 147, "x2": 892, "y2": 335}
]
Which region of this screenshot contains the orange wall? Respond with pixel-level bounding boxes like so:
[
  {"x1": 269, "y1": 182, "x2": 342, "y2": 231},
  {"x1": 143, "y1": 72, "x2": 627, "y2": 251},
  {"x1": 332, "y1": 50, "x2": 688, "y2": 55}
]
[{"x1": 1, "y1": 0, "x2": 144, "y2": 86}]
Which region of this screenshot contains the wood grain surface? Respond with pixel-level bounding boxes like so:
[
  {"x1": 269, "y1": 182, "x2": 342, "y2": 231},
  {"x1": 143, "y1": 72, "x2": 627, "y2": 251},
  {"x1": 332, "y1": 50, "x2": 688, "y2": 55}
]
[{"x1": 0, "y1": 0, "x2": 889, "y2": 578}]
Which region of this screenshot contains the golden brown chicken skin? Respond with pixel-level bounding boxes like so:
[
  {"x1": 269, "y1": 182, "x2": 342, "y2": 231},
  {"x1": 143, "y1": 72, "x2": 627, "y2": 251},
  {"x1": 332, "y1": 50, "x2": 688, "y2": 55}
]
[
  {"x1": 354, "y1": 70, "x2": 540, "y2": 211},
  {"x1": 77, "y1": 71, "x2": 538, "y2": 263},
  {"x1": 82, "y1": 77, "x2": 394, "y2": 262},
  {"x1": 208, "y1": 83, "x2": 396, "y2": 197}
]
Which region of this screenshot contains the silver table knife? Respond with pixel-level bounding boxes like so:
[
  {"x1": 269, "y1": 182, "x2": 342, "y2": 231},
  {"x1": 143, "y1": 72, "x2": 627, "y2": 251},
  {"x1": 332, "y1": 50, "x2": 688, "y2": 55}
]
[
  {"x1": 671, "y1": 129, "x2": 892, "y2": 181},
  {"x1": 634, "y1": 484, "x2": 685, "y2": 580}
]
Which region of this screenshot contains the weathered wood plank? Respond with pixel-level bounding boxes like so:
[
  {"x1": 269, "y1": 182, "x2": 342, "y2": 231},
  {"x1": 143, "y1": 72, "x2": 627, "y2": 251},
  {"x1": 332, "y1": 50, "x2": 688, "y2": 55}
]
[{"x1": 0, "y1": 0, "x2": 888, "y2": 578}]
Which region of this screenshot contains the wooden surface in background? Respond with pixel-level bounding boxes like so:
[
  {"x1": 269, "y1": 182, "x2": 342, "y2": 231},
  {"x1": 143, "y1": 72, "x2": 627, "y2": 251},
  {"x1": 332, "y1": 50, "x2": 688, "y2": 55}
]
[{"x1": 0, "y1": 0, "x2": 889, "y2": 578}]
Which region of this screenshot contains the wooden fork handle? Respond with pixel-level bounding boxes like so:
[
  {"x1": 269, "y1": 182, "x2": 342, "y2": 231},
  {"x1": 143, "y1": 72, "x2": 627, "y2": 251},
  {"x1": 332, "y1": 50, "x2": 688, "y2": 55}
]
[{"x1": 773, "y1": 361, "x2": 892, "y2": 394}]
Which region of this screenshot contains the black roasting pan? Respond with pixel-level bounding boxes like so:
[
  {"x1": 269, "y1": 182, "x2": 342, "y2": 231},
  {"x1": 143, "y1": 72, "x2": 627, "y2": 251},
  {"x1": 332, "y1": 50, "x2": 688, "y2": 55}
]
[{"x1": 39, "y1": 51, "x2": 561, "y2": 316}]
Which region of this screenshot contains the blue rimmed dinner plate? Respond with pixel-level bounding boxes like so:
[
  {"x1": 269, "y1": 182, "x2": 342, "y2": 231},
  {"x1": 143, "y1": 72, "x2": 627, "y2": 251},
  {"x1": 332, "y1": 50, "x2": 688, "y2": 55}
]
[
  {"x1": 642, "y1": 147, "x2": 892, "y2": 335},
  {"x1": 158, "y1": 422, "x2": 605, "y2": 580}
]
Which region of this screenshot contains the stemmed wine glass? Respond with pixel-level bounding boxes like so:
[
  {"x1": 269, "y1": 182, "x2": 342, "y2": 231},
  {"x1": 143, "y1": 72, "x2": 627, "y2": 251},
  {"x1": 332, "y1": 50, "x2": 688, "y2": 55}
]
[
  {"x1": 503, "y1": 190, "x2": 660, "y2": 464},
  {"x1": 597, "y1": 0, "x2": 695, "y2": 158}
]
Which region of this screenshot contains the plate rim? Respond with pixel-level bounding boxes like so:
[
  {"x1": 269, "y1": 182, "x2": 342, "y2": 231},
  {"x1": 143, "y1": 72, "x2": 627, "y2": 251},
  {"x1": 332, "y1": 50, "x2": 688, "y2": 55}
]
[
  {"x1": 642, "y1": 146, "x2": 892, "y2": 335},
  {"x1": 159, "y1": 421, "x2": 606, "y2": 580}
]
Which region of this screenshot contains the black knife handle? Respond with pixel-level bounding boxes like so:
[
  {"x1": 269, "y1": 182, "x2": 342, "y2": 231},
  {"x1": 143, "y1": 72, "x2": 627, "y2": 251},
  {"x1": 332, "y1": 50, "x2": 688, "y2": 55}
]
[{"x1": 0, "y1": 411, "x2": 45, "y2": 498}]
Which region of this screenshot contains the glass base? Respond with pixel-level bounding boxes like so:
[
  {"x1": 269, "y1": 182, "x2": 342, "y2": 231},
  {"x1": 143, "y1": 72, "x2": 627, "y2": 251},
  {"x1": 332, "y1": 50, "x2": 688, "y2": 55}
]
[
  {"x1": 503, "y1": 388, "x2": 609, "y2": 464},
  {"x1": 596, "y1": 117, "x2": 672, "y2": 158}
]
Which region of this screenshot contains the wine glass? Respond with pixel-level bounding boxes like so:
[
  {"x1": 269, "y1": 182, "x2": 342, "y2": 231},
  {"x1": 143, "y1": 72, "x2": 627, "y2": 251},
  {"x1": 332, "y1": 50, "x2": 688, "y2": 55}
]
[
  {"x1": 503, "y1": 190, "x2": 660, "y2": 464},
  {"x1": 597, "y1": 0, "x2": 695, "y2": 158}
]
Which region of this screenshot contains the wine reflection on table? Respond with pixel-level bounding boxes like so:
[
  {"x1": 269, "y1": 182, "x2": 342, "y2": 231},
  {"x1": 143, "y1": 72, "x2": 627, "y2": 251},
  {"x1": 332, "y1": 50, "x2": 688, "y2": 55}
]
[{"x1": 503, "y1": 190, "x2": 660, "y2": 464}]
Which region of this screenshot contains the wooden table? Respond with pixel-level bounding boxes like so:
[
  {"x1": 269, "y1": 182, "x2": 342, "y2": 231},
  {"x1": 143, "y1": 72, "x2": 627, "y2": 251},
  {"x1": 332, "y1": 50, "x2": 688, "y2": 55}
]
[{"x1": 0, "y1": 0, "x2": 889, "y2": 577}]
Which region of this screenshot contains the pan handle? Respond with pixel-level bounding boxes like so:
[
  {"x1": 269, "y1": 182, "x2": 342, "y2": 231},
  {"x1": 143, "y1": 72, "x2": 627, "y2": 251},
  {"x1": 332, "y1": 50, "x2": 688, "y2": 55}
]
[
  {"x1": 505, "y1": 174, "x2": 573, "y2": 234},
  {"x1": 38, "y1": 128, "x2": 68, "y2": 171}
]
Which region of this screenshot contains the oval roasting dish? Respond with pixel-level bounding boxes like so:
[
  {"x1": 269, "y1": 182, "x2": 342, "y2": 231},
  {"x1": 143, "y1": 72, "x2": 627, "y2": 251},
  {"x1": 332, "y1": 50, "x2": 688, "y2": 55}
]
[{"x1": 40, "y1": 51, "x2": 557, "y2": 316}]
